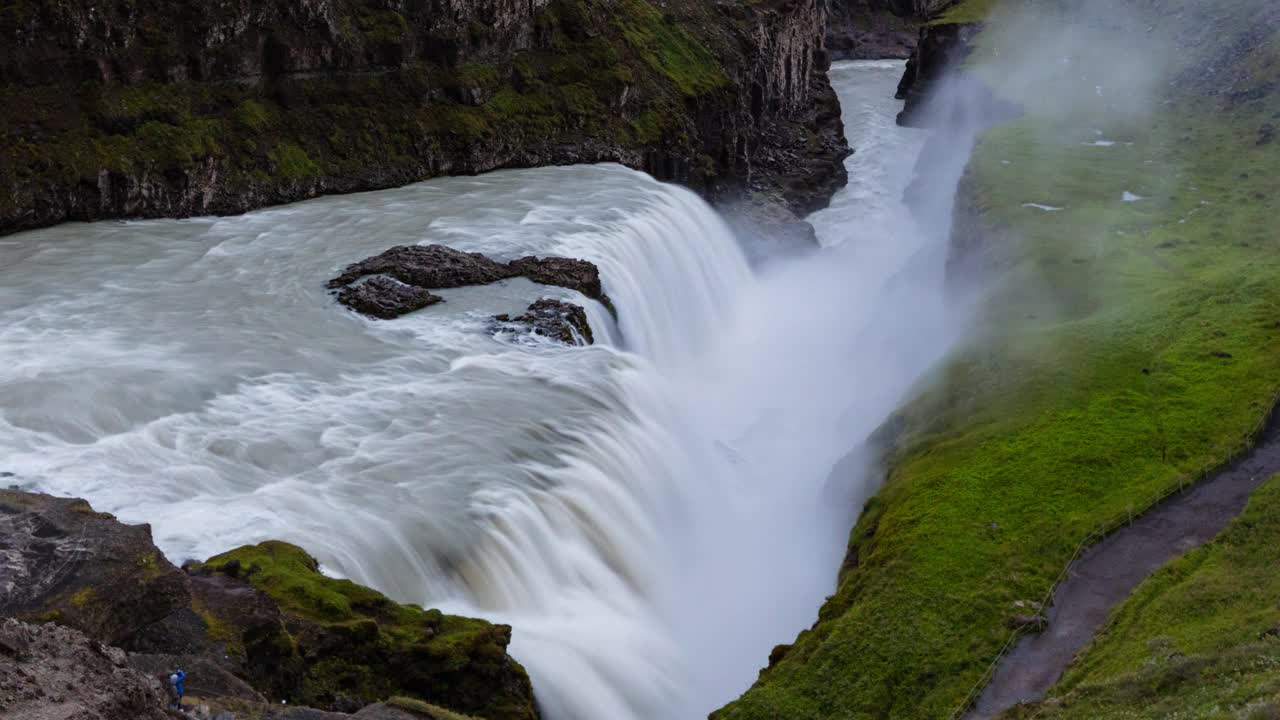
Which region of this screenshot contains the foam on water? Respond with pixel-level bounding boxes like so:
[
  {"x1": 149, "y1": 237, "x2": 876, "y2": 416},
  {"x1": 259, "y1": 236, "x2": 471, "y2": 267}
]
[{"x1": 0, "y1": 61, "x2": 969, "y2": 719}]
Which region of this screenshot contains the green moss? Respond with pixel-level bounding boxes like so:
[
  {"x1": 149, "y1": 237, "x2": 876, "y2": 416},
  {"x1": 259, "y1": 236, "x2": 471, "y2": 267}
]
[
  {"x1": 614, "y1": 0, "x2": 728, "y2": 96},
  {"x1": 716, "y1": 1, "x2": 1280, "y2": 719},
  {"x1": 30, "y1": 609, "x2": 64, "y2": 624},
  {"x1": 202, "y1": 541, "x2": 405, "y2": 624},
  {"x1": 932, "y1": 0, "x2": 1003, "y2": 24},
  {"x1": 68, "y1": 587, "x2": 95, "y2": 608},
  {"x1": 197, "y1": 542, "x2": 532, "y2": 719},
  {"x1": 356, "y1": 9, "x2": 410, "y2": 44},
  {"x1": 268, "y1": 142, "x2": 320, "y2": 180},
  {"x1": 234, "y1": 99, "x2": 275, "y2": 131}
]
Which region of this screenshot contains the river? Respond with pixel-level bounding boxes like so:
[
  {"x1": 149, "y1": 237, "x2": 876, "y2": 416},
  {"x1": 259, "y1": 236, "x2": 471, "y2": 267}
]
[{"x1": 0, "y1": 60, "x2": 965, "y2": 718}]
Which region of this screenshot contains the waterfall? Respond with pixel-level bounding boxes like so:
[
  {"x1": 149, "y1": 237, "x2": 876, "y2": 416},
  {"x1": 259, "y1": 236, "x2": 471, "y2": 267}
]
[{"x1": 0, "y1": 61, "x2": 970, "y2": 720}]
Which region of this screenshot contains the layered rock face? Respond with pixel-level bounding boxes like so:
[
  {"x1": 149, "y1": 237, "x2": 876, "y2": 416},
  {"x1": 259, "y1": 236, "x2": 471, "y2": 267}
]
[
  {"x1": 0, "y1": 490, "x2": 537, "y2": 719},
  {"x1": 0, "y1": 0, "x2": 848, "y2": 236},
  {"x1": 825, "y1": 0, "x2": 953, "y2": 60}
]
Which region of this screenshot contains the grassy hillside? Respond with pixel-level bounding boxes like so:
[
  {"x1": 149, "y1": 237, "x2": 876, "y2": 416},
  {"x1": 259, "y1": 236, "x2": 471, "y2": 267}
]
[
  {"x1": 1004, "y1": 474, "x2": 1280, "y2": 719},
  {"x1": 716, "y1": 1, "x2": 1280, "y2": 718}
]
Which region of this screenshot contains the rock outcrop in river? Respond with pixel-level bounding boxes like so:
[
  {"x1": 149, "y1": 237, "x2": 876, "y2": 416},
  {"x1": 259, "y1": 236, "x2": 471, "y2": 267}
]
[
  {"x1": 328, "y1": 244, "x2": 612, "y2": 326},
  {"x1": 0, "y1": 0, "x2": 849, "y2": 242},
  {"x1": 0, "y1": 490, "x2": 538, "y2": 720},
  {"x1": 495, "y1": 299, "x2": 594, "y2": 346}
]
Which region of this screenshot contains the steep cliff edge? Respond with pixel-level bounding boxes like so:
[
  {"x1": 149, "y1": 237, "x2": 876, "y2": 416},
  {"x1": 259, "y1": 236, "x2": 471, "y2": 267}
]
[
  {"x1": 0, "y1": 0, "x2": 847, "y2": 235},
  {"x1": 825, "y1": 0, "x2": 953, "y2": 60}
]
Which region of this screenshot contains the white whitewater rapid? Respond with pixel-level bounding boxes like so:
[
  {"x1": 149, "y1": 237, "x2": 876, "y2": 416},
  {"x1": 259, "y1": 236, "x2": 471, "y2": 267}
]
[{"x1": 0, "y1": 61, "x2": 965, "y2": 718}]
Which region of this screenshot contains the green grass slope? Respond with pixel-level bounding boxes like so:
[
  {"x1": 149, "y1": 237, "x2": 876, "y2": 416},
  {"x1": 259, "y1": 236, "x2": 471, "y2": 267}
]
[
  {"x1": 715, "y1": 1, "x2": 1280, "y2": 718},
  {"x1": 1003, "y1": 475, "x2": 1280, "y2": 720}
]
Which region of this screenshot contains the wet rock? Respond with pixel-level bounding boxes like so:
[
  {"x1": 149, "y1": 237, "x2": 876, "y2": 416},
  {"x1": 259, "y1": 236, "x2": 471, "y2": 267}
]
[
  {"x1": 329, "y1": 244, "x2": 613, "y2": 322},
  {"x1": 328, "y1": 245, "x2": 514, "y2": 292},
  {"x1": 337, "y1": 277, "x2": 443, "y2": 320},
  {"x1": 495, "y1": 299, "x2": 594, "y2": 345},
  {"x1": 508, "y1": 256, "x2": 611, "y2": 307},
  {"x1": 0, "y1": 489, "x2": 189, "y2": 646},
  {"x1": 0, "y1": 619, "x2": 173, "y2": 720},
  {"x1": 1260, "y1": 122, "x2": 1276, "y2": 145}
]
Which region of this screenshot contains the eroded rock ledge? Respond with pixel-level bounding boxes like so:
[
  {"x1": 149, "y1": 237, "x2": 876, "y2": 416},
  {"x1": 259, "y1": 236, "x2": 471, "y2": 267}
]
[{"x1": 0, "y1": 489, "x2": 538, "y2": 720}]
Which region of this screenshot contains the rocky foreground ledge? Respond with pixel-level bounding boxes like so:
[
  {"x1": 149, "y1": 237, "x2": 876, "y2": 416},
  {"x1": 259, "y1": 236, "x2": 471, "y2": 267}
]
[{"x1": 0, "y1": 489, "x2": 537, "y2": 720}]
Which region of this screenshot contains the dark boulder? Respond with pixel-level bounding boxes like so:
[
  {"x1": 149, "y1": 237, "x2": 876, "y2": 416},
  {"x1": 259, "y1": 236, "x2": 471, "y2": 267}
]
[
  {"x1": 191, "y1": 541, "x2": 539, "y2": 720},
  {"x1": 0, "y1": 489, "x2": 189, "y2": 647},
  {"x1": 327, "y1": 245, "x2": 514, "y2": 292},
  {"x1": 329, "y1": 244, "x2": 614, "y2": 321},
  {"x1": 508, "y1": 256, "x2": 611, "y2": 308},
  {"x1": 337, "y1": 277, "x2": 443, "y2": 320},
  {"x1": 495, "y1": 299, "x2": 595, "y2": 345}
]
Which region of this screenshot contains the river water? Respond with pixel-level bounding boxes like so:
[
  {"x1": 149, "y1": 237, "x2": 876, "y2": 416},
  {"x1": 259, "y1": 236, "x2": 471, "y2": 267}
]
[{"x1": 0, "y1": 61, "x2": 963, "y2": 718}]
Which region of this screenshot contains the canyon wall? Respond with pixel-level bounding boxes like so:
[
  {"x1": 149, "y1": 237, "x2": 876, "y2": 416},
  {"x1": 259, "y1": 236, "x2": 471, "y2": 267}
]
[{"x1": 0, "y1": 0, "x2": 848, "y2": 235}]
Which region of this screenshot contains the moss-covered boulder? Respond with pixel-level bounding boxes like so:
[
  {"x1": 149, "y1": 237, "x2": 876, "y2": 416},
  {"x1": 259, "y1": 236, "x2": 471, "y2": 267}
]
[
  {"x1": 193, "y1": 541, "x2": 537, "y2": 720},
  {"x1": 0, "y1": 490, "x2": 536, "y2": 720}
]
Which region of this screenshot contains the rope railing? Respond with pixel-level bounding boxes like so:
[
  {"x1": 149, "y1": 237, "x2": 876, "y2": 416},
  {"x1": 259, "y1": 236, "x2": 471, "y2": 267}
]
[{"x1": 945, "y1": 391, "x2": 1280, "y2": 720}]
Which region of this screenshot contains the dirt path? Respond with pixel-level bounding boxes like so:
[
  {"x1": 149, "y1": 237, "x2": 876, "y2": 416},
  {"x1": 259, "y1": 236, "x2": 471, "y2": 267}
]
[{"x1": 967, "y1": 414, "x2": 1280, "y2": 719}]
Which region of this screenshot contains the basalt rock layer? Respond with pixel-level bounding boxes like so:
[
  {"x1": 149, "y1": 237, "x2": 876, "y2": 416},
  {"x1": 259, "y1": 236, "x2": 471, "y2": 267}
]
[{"x1": 0, "y1": 0, "x2": 848, "y2": 237}]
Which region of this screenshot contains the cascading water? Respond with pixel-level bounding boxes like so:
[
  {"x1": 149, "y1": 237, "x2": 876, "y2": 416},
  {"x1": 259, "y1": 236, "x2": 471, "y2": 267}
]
[{"x1": 0, "y1": 61, "x2": 969, "y2": 718}]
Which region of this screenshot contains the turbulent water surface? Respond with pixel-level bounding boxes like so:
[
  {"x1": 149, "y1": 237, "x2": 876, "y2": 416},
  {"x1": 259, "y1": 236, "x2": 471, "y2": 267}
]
[{"x1": 0, "y1": 61, "x2": 962, "y2": 719}]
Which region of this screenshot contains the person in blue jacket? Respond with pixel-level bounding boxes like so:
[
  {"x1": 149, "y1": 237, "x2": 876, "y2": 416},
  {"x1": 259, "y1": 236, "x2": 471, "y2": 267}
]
[{"x1": 167, "y1": 669, "x2": 186, "y2": 710}]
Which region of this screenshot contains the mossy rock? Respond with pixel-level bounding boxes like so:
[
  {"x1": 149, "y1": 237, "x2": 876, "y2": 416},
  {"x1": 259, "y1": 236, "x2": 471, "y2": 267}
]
[{"x1": 194, "y1": 542, "x2": 537, "y2": 720}]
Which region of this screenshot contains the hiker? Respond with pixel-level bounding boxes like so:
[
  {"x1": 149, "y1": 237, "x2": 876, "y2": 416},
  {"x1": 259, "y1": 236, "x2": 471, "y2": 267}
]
[{"x1": 167, "y1": 669, "x2": 186, "y2": 710}]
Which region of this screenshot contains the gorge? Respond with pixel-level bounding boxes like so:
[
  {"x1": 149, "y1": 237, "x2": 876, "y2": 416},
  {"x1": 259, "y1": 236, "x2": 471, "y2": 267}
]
[
  {"x1": 4, "y1": 1, "x2": 1280, "y2": 719},
  {"x1": 1, "y1": 56, "x2": 968, "y2": 719}
]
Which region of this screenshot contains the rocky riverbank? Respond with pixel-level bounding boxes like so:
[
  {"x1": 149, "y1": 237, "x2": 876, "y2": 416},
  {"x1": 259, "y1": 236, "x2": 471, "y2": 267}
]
[
  {"x1": 0, "y1": 489, "x2": 537, "y2": 719},
  {"x1": 0, "y1": 0, "x2": 849, "y2": 242}
]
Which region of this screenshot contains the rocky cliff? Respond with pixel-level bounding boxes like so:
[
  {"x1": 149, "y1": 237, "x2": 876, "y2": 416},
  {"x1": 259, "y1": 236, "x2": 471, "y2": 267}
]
[
  {"x1": 0, "y1": 0, "x2": 847, "y2": 236},
  {"x1": 0, "y1": 489, "x2": 537, "y2": 719},
  {"x1": 824, "y1": 0, "x2": 953, "y2": 60},
  {"x1": 894, "y1": 14, "x2": 980, "y2": 125}
]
